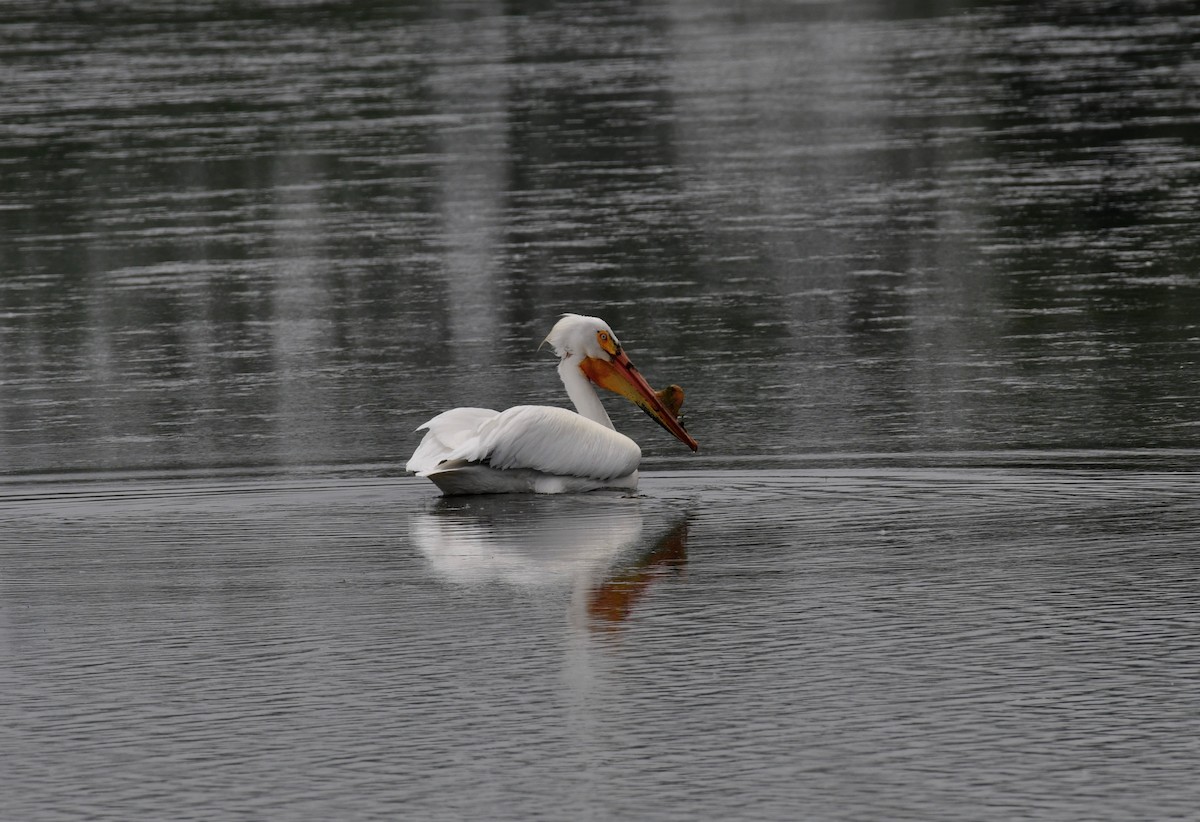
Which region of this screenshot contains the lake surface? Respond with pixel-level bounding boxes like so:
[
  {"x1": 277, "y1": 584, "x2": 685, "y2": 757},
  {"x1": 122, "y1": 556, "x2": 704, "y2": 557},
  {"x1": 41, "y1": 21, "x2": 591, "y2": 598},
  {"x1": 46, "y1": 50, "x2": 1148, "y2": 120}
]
[
  {"x1": 5, "y1": 468, "x2": 1200, "y2": 821},
  {"x1": 3, "y1": 0, "x2": 1200, "y2": 819}
]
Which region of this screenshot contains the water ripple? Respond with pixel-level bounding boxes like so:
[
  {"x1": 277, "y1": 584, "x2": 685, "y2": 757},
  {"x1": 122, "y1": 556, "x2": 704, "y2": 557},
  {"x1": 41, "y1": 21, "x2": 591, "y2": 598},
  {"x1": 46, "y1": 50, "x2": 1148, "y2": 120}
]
[{"x1": 5, "y1": 467, "x2": 1198, "y2": 820}]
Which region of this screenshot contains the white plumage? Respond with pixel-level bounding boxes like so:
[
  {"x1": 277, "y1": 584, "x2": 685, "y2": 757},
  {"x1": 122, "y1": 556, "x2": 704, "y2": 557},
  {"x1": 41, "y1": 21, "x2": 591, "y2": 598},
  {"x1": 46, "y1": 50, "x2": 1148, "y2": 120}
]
[{"x1": 406, "y1": 314, "x2": 697, "y2": 495}]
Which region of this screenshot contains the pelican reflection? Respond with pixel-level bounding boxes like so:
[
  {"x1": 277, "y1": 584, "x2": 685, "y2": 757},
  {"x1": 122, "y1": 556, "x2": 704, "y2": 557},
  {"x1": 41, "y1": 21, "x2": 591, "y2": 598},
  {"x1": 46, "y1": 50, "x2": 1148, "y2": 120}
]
[
  {"x1": 585, "y1": 519, "x2": 687, "y2": 630},
  {"x1": 409, "y1": 495, "x2": 688, "y2": 628}
]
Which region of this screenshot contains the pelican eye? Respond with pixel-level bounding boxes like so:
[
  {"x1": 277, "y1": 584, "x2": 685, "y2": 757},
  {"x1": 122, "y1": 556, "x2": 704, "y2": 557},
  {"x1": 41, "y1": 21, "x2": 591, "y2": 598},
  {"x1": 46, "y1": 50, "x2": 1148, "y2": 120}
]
[{"x1": 596, "y1": 329, "x2": 620, "y2": 355}]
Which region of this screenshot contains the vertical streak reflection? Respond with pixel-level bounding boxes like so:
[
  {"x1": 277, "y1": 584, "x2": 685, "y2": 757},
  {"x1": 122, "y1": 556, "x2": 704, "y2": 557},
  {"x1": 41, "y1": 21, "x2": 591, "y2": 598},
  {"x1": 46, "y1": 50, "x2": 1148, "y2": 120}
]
[{"x1": 430, "y1": 7, "x2": 511, "y2": 359}]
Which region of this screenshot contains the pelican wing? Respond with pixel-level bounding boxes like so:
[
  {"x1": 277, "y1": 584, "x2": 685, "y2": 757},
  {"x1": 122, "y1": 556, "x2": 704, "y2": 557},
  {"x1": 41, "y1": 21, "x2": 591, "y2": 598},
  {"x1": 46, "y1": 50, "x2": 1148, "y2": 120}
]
[
  {"x1": 405, "y1": 407, "x2": 499, "y2": 474},
  {"x1": 418, "y1": 405, "x2": 640, "y2": 481}
]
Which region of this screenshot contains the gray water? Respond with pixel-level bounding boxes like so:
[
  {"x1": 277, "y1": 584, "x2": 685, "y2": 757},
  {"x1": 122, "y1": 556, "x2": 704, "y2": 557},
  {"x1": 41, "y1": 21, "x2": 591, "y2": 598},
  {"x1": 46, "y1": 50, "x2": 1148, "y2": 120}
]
[{"x1": 3, "y1": 1, "x2": 1200, "y2": 819}]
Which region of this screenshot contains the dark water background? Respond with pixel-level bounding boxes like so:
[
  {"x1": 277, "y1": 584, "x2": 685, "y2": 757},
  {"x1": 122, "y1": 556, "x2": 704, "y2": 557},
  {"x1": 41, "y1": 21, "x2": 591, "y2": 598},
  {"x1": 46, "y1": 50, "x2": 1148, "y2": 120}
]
[
  {"x1": 3, "y1": 1, "x2": 1200, "y2": 819},
  {"x1": 3, "y1": 0, "x2": 1199, "y2": 471}
]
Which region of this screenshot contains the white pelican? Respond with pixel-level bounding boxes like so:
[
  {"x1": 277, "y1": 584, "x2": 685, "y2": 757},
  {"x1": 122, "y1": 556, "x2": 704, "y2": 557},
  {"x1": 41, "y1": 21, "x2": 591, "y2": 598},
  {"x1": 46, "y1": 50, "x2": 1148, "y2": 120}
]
[{"x1": 406, "y1": 313, "x2": 698, "y2": 495}]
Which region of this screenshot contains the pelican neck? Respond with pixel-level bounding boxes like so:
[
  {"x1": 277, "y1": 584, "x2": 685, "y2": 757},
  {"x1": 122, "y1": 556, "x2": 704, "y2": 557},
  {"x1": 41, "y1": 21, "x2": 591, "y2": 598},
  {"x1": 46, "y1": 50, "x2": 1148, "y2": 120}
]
[{"x1": 558, "y1": 355, "x2": 614, "y2": 429}]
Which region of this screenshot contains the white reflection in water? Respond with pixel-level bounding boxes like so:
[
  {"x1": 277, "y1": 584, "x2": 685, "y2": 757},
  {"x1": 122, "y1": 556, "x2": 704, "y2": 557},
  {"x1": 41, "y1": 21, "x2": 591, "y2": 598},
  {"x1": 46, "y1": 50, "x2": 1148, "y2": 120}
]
[
  {"x1": 409, "y1": 492, "x2": 691, "y2": 800},
  {"x1": 410, "y1": 494, "x2": 689, "y2": 631}
]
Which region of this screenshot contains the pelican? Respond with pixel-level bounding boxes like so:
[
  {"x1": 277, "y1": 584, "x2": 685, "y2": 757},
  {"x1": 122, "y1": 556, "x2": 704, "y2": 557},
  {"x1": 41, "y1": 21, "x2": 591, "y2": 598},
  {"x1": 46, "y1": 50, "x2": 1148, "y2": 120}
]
[{"x1": 406, "y1": 313, "x2": 698, "y2": 495}]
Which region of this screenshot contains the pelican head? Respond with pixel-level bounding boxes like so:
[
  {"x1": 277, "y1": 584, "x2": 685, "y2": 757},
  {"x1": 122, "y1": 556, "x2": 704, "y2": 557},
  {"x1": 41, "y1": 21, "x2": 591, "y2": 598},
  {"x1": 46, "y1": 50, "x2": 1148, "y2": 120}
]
[{"x1": 544, "y1": 314, "x2": 699, "y2": 452}]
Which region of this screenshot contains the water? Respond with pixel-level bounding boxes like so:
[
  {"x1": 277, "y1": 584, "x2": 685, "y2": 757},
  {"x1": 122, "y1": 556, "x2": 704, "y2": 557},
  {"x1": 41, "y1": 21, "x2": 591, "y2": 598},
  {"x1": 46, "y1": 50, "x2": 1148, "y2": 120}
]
[
  {"x1": 4, "y1": 469, "x2": 1200, "y2": 820},
  {"x1": 3, "y1": 0, "x2": 1200, "y2": 819}
]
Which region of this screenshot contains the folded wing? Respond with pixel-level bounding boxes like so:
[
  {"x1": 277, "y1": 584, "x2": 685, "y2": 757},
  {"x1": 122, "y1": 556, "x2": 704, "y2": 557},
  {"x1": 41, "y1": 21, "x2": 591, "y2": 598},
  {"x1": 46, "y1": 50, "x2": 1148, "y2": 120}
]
[
  {"x1": 408, "y1": 405, "x2": 640, "y2": 481},
  {"x1": 405, "y1": 407, "x2": 499, "y2": 474}
]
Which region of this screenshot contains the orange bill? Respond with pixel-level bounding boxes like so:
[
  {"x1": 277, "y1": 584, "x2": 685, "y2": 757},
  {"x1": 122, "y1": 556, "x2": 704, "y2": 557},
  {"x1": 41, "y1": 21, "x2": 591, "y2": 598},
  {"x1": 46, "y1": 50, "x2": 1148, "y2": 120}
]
[
  {"x1": 580, "y1": 351, "x2": 699, "y2": 451},
  {"x1": 655, "y1": 384, "x2": 685, "y2": 417}
]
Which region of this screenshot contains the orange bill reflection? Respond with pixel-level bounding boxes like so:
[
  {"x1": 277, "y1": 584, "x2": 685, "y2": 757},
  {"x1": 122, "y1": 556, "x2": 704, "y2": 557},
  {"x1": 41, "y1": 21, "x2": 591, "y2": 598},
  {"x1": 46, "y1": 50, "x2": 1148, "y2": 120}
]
[{"x1": 586, "y1": 519, "x2": 689, "y2": 630}]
